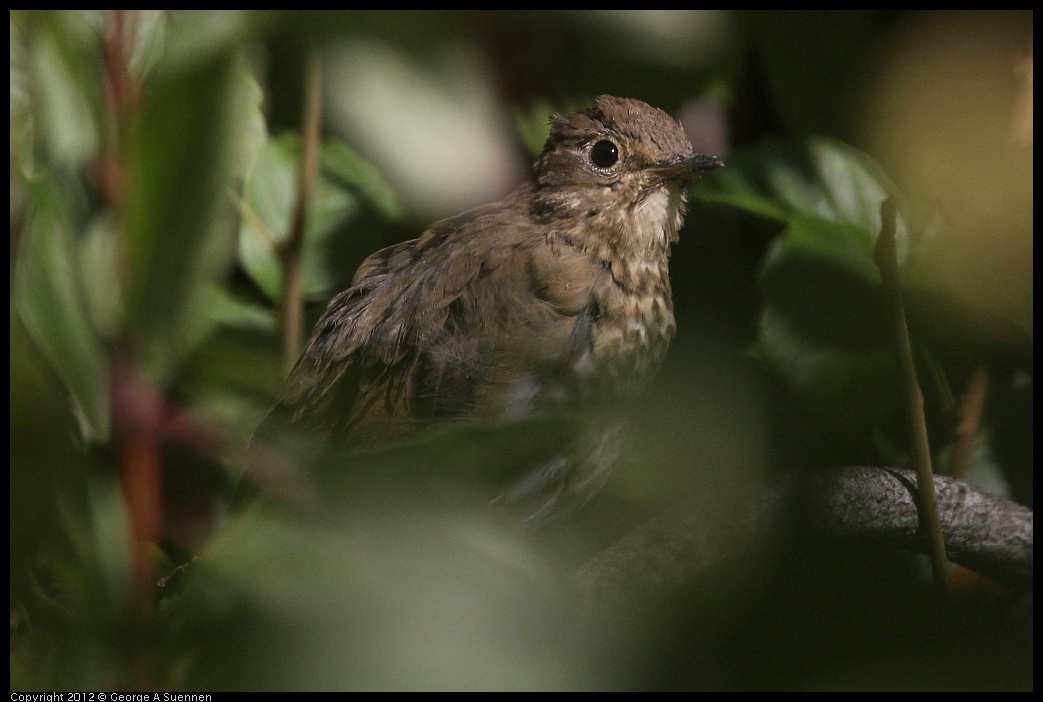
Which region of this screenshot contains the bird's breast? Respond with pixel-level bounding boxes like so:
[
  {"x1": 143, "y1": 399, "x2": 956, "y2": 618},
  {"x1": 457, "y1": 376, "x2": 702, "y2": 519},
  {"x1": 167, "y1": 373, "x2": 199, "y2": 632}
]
[{"x1": 584, "y1": 284, "x2": 675, "y2": 395}]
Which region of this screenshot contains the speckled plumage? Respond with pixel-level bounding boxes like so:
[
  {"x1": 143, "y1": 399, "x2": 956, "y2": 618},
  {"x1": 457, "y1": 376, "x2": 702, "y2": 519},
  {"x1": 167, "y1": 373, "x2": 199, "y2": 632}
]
[{"x1": 266, "y1": 95, "x2": 722, "y2": 520}]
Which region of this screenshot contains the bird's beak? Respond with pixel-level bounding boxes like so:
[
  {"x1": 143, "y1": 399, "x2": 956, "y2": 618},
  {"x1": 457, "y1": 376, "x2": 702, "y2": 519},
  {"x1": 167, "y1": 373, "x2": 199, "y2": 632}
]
[{"x1": 649, "y1": 153, "x2": 724, "y2": 182}]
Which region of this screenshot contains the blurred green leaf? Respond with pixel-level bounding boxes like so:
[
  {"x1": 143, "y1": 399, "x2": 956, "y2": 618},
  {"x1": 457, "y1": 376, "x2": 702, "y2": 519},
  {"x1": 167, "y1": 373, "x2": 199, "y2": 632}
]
[
  {"x1": 10, "y1": 311, "x2": 92, "y2": 599},
  {"x1": 901, "y1": 227, "x2": 1033, "y2": 360},
  {"x1": 323, "y1": 38, "x2": 523, "y2": 221},
  {"x1": 124, "y1": 10, "x2": 168, "y2": 79},
  {"x1": 513, "y1": 99, "x2": 558, "y2": 158},
  {"x1": 10, "y1": 314, "x2": 134, "y2": 688},
  {"x1": 13, "y1": 183, "x2": 110, "y2": 439},
  {"x1": 176, "y1": 505, "x2": 613, "y2": 691},
  {"x1": 12, "y1": 474, "x2": 138, "y2": 692},
  {"x1": 56, "y1": 476, "x2": 135, "y2": 620},
  {"x1": 77, "y1": 215, "x2": 123, "y2": 341},
  {"x1": 159, "y1": 10, "x2": 270, "y2": 74},
  {"x1": 122, "y1": 48, "x2": 251, "y2": 381},
  {"x1": 18, "y1": 11, "x2": 104, "y2": 173},
  {"x1": 175, "y1": 286, "x2": 282, "y2": 433},
  {"x1": 321, "y1": 138, "x2": 405, "y2": 222},
  {"x1": 238, "y1": 132, "x2": 401, "y2": 303},
  {"x1": 10, "y1": 22, "x2": 33, "y2": 182},
  {"x1": 202, "y1": 285, "x2": 279, "y2": 335}
]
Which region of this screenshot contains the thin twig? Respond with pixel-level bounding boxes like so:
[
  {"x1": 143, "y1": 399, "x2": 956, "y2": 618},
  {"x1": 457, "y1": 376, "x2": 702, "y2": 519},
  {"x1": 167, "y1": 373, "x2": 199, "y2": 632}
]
[
  {"x1": 872, "y1": 198, "x2": 950, "y2": 601},
  {"x1": 105, "y1": 11, "x2": 158, "y2": 688},
  {"x1": 279, "y1": 53, "x2": 323, "y2": 376},
  {"x1": 100, "y1": 10, "x2": 141, "y2": 212},
  {"x1": 110, "y1": 356, "x2": 164, "y2": 616},
  {"x1": 105, "y1": 9, "x2": 155, "y2": 611}
]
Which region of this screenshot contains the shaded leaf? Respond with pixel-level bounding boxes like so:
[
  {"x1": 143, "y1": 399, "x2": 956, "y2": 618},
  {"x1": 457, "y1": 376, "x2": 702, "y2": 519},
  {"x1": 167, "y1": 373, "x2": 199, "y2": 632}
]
[
  {"x1": 754, "y1": 303, "x2": 901, "y2": 455},
  {"x1": 701, "y1": 137, "x2": 907, "y2": 238},
  {"x1": 320, "y1": 138, "x2": 404, "y2": 222},
  {"x1": 758, "y1": 214, "x2": 888, "y2": 349},
  {"x1": 701, "y1": 138, "x2": 906, "y2": 349}
]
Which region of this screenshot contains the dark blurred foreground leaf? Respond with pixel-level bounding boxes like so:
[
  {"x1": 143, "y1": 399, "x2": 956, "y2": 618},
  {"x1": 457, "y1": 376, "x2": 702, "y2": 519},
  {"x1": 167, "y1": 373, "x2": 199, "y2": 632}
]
[{"x1": 172, "y1": 505, "x2": 627, "y2": 691}]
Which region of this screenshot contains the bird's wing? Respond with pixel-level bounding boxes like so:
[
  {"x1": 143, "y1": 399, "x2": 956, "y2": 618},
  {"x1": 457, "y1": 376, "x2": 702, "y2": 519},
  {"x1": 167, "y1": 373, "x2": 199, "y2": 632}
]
[{"x1": 273, "y1": 200, "x2": 604, "y2": 446}]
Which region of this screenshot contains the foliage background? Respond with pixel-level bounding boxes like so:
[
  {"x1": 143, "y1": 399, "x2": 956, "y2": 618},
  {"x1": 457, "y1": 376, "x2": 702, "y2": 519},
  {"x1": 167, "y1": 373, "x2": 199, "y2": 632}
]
[{"x1": 10, "y1": 10, "x2": 1032, "y2": 690}]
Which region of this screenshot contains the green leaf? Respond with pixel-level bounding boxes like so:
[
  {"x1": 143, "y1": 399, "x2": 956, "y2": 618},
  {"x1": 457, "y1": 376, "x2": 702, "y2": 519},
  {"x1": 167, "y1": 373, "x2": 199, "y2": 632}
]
[
  {"x1": 20, "y1": 11, "x2": 105, "y2": 173},
  {"x1": 754, "y1": 304, "x2": 901, "y2": 456},
  {"x1": 10, "y1": 21, "x2": 34, "y2": 182},
  {"x1": 702, "y1": 138, "x2": 905, "y2": 349},
  {"x1": 178, "y1": 505, "x2": 605, "y2": 690},
  {"x1": 513, "y1": 100, "x2": 557, "y2": 158},
  {"x1": 10, "y1": 311, "x2": 93, "y2": 605},
  {"x1": 238, "y1": 133, "x2": 401, "y2": 303},
  {"x1": 13, "y1": 183, "x2": 110, "y2": 440},
  {"x1": 700, "y1": 137, "x2": 925, "y2": 460},
  {"x1": 758, "y1": 214, "x2": 888, "y2": 349},
  {"x1": 321, "y1": 138, "x2": 405, "y2": 222},
  {"x1": 701, "y1": 138, "x2": 907, "y2": 238},
  {"x1": 121, "y1": 48, "x2": 249, "y2": 382},
  {"x1": 77, "y1": 215, "x2": 123, "y2": 341}
]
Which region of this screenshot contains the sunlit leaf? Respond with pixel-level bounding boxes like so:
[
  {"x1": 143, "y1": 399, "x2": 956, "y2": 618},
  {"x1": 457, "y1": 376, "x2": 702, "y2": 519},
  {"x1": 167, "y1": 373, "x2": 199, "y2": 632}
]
[
  {"x1": 238, "y1": 133, "x2": 399, "y2": 303},
  {"x1": 21, "y1": 11, "x2": 104, "y2": 173},
  {"x1": 320, "y1": 138, "x2": 404, "y2": 222}
]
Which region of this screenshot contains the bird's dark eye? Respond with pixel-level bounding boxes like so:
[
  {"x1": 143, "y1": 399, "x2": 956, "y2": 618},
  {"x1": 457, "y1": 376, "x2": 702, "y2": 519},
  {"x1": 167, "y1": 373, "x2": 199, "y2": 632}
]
[{"x1": 590, "y1": 140, "x2": 619, "y2": 169}]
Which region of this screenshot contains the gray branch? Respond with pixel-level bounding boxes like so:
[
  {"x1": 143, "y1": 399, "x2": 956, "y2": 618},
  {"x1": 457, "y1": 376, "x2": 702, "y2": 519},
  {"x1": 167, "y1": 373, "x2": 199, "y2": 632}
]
[{"x1": 575, "y1": 466, "x2": 1033, "y2": 602}]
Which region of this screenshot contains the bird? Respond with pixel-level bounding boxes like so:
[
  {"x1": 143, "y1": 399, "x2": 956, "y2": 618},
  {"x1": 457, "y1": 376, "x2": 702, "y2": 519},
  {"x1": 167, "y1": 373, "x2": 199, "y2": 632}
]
[{"x1": 256, "y1": 95, "x2": 723, "y2": 522}]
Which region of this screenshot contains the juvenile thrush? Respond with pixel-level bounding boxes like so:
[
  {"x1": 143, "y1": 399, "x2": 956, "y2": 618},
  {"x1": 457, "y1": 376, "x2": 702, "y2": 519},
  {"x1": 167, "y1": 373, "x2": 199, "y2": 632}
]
[{"x1": 261, "y1": 95, "x2": 723, "y2": 521}]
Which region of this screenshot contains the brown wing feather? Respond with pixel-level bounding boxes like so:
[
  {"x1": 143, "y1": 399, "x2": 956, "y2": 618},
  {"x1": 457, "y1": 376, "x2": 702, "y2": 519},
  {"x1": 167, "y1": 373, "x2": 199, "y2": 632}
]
[{"x1": 273, "y1": 186, "x2": 606, "y2": 447}]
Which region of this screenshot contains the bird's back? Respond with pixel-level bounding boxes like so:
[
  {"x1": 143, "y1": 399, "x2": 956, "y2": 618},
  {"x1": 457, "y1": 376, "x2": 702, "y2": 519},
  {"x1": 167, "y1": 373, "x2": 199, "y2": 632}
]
[{"x1": 274, "y1": 183, "x2": 615, "y2": 447}]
